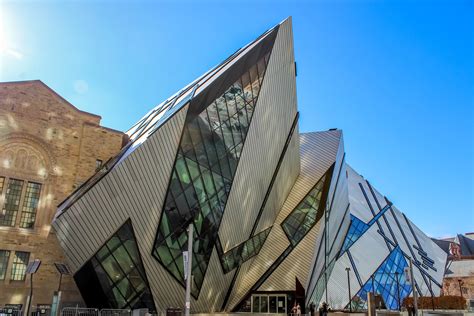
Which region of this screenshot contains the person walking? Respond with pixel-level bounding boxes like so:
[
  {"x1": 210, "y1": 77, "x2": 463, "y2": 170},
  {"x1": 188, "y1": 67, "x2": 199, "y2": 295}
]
[
  {"x1": 318, "y1": 302, "x2": 328, "y2": 316},
  {"x1": 291, "y1": 302, "x2": 297, "y2": 316},
  {"x1": 296, "y1": 303, "x2": 301, "y2": 316},
  {"x1": 309, "y1": 302, "x2": 315, "y2": 316}
]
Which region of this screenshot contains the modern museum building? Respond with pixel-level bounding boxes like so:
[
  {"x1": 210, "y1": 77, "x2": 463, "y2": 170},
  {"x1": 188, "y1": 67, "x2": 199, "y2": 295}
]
[{"x1": 52, "y1": 18, "x2": 447, "y2": 313}]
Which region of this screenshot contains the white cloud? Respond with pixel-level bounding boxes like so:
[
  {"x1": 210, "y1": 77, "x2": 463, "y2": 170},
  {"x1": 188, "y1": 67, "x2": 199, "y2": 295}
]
[
  {"x1": 4, "y1": 48, "x2": 23, "y2": 60},
  {"x1": 74, "y1": 80, "x2": 89, "y2": 94}
]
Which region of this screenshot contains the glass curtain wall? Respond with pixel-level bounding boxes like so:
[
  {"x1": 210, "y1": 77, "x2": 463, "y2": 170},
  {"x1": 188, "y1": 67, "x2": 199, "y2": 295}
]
[
  {"x1": 281, "y1": 172, "x2": 328, "y2": 246},
  {"x1": 220, "y1": 227, "x2": 271, "y2": 273},
  {"x1": 153, "y1": 53, "x2": 271, "y2": 296},
  {"x1": 78, "y1": 220, "x2": 155, "y2": 311},
  {"x1": 350, "y1": 246, "x2": 412, "y2": 311}
]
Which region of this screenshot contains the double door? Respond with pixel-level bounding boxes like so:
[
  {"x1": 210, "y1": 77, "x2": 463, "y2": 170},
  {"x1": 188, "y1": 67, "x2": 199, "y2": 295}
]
[{"x1": 251, "y1": 294, "x2": 286, "y2": 313}]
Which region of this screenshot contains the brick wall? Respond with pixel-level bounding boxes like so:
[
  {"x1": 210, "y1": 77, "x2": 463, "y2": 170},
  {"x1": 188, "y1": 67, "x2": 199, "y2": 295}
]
[{"x1": 0, "y1": 80, "x2": 125, "y2": 308}]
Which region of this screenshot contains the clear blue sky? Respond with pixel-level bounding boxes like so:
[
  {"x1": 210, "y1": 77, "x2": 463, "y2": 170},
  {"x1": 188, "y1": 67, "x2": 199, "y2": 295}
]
[{"x1": 1, "y1": 0, "x2": 472, "y2": 238}]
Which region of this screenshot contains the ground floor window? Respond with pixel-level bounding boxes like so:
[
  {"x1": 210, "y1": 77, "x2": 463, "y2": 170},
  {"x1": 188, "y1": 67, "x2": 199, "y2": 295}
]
[{"x1": 251, "y1": 294, "x2": 286, "y2": 313}]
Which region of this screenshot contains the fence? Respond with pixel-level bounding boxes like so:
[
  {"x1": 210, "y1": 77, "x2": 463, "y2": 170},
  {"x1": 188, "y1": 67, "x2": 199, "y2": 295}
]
[
  {"x1": 60, "y1": 308, "x2": 99, "y2": 316},
  {"x1": 99, "y1": 310, "x2": 131, "y2": 316},
  {"x1": 0, "y1": 308, "x2": 23, "y2": 316}
]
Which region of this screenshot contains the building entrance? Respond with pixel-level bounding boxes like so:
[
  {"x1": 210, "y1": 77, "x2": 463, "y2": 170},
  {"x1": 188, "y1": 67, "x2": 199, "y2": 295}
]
[{"x1": 251, "y1": 294, "x2": 287, "y2": 313}]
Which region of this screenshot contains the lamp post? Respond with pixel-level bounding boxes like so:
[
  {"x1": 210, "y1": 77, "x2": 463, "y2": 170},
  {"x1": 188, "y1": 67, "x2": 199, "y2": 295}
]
[
  {"x1": 457, "y1": 279, "x2": 463, "y2": 298},
  {"x1": 25, "y1": 259, "x2": 41, "y2": 316},
  {"x1": 345, "y1": 267, "x2": 352, "y2": 312},
  {"x1": 395, "y1": 272, "x2": 401, "y2": 311}
]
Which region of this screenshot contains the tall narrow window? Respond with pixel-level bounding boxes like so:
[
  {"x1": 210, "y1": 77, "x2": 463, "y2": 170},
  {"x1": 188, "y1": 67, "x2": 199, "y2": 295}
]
[
  {"x1": 0, "y1": 177, "x2": 5, "y2": 195},
  {"x1": 0, "y1": 179, "x2": 24, "y2": 227},
  {"x1": 20, "y1": 182, "x2": 42, "y2": 228},
  {"x1": 11, "y1": 251, "x2": 29, "y2": 281},
  {"x1": 0, "y1": 250, "x2": 10, "y2": 280},
  {"x1": 95, "y1": 159, "x2": 103, "y2": 172}
]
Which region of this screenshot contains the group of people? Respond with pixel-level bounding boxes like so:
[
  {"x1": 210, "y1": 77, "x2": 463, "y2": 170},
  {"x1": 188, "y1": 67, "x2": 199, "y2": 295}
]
[{"x1": 291, "y1": 302, "x2": 329, "y2": 316}]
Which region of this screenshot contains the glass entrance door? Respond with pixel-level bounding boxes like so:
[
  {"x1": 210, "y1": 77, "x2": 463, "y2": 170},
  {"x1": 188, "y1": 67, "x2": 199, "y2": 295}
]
[{"x1": 252, "y1": 294, "x2": 286, "y2": 313}]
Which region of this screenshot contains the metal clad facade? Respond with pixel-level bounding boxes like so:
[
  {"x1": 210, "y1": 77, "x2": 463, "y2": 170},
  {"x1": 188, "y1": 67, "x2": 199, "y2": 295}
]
[
  {"x1": 53, "y1": 105, "x2": 189, "y2": 310},
  {"x1": 219, "y1": 17, "x2": 298, "y2": 251}
]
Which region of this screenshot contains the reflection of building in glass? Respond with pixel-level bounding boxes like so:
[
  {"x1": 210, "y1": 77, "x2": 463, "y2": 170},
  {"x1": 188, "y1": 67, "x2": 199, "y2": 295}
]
[{"x1": 52, "y1": 18, "x2": 447, "y2": 313}]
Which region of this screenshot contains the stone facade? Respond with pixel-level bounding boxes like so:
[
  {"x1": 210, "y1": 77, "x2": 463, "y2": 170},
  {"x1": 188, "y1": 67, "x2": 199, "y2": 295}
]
[
  {"x1": 442, "y1": 258, "x2": 474, "y2": 301},
  {"x1": 0, "y1": 80, "x2": 125, "y2": 309}
]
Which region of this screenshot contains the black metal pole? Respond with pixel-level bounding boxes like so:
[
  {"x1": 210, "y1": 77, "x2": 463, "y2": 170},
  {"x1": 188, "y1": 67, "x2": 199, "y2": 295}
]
[
  {"x1": 458, "y1": 279, "x2": 463, "y2": 298},
  {"x1": 429, "y1": 278, "x2": 434, "y2": 311},
  {"x1": 346, "y1": 268, "x2": 352, "y2": 312},
  {"x1": 28, "y1": 273, "x2": 34, "y2": 316},
  {"x1": 57, "y1": 273, "x2": 63, "y2": 292},
  {"x1": 371, "y1": 274, "x2": 376, "y2": 310},
  {"x1": 395, "y1": 272, "x2": 401, "y2": 311}
]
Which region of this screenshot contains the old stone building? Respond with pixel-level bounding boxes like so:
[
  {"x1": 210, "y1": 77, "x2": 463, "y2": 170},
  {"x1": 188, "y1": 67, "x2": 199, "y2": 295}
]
[{"x1": 0, "y1": 80, "x2": 126, "y2": 309}]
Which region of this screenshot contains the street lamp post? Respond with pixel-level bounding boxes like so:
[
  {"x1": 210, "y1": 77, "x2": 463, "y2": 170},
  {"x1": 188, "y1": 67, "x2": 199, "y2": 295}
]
[
  {"x1": 457, "y1": 279, "x2": 463, "y2": 298},
  {"x1": 395, "y1": 272, "x2": 401, "y2": 311},
  {"x1": 371, "y1": 274, "x2": 377, "y2": 310},
  {"x1": 345, "y1": 267, "x2": 352, "y2": 312},
  {"x1": 25, "y1": 259, "x2": 41, "y2": 316}
]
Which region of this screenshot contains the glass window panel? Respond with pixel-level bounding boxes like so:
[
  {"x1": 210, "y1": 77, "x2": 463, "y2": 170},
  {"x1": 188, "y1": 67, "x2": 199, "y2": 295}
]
[
  {"x1": 241, "y1": 72, "x2": 253, "y2": 102},
  {"x1": 220, "y1": 227, "x2": 271, "y2": 273},
  {"x1": 116, "y1": 277, "x2": 136, "y2": 301},
  {"x1": 0, "y1": 250, "x2": 10, "y2": 280},
  {"x1": 201, "y1": 169, "x2": 216, "y2": 196},
  {"x1": 82, "y1": 221, "x2": 155, "y2": 310},
  {"x1": 113, "y1": 246, "x2": 135, "y2": 274},
  {"x1": 11, "y1": 251, "x2": 29, "y2": 281},
  {"x1": 249, "y1": 65, "x2": 260, "y2": 98},
  {"x1": 269, "y1": 296, "x2": 277, "y2": 313},
  {"x1": 220, "y1": 122, "x2": 235, "y2": 151},
  {"x1": 277, "y1": 296, "x2": 286, "y2": 313},
  {"x1": 101, "y1": 254, "x2": 124, "y2": 282},
  {"x1": 257, "y1": 57, "x2": 267, "y2": 85},
  {"x1": 253, "y1": 296, "x2": 260, "y2": 313},
  {"x1": 153, "y1": 54, "x2": 270, "y2": 295},
  {"x1": 192, "y1": 177, "x2": 207, "y2": 204},
  {"x1": 215, "y1": 97, "x2": 229, "y2": 122},
  {"x1": 175, "y1": 157, "x2": 192, "y2": 187},
  {"x1": 169, "y1": 170, "x2": 183, "y2": 196},
  {"x1": 351, "y1": 247, "x2": 411, "y2": 311},
  {"x1": 205, "y1": 104, "x2": 221, "y2": 130},
  {"x1": 259, "y1": 296, "x2": 268, "y2": 313},
  {"x1": 224, "y1": 93, "x2": 238, "y2": 118},
  {"x1": 1, "y1": 179, "x2": 24, "y2": 227},
  {"x1": 282, "y1": 172, "x2": 329, "y2": 246},
  {"x1": 0, "y1": 177, "x2": 4, "y2": 195}
]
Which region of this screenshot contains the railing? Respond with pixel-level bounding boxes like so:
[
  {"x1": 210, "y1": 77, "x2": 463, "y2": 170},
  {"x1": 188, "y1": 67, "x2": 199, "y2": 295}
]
[
  {"x1": 60, "y1": 308, "x2": 99, "y2": 316},
  {"x1": 99, "y1": 310, "x2": 131, "y2": 316},
  {"x1": 0, "y1": 309, "x2": 23, "y2": 316}
]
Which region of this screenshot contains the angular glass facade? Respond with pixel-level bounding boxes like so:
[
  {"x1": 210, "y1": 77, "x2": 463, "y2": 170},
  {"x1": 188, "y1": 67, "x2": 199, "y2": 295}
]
[
  {"x1": 339, "y1": 203, "x2": 391, "y2": 256},
  {"x1": 220, "y1": 227, "x2": 271, "y2": 273},
  {"x1": 74, "y1": 220, "x2": 155, "y2": 311},
  {"x1": 152, "y1": 53, "x2": 271, "y2": 296},
  {"x1": 281, "y1": 172, "x2": 328, "y2": 246},
  {"x1": 339, "y1": 215, "x2": 369, "y2": 255},
  {"x1": 351, "y1": 246, "x2": 412, "y2": 311}
]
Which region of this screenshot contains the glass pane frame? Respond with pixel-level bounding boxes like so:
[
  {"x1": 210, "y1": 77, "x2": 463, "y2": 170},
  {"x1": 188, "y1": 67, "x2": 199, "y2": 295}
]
[{"x1": 153, "y1": 51, "x2": 272, "y2": 297}]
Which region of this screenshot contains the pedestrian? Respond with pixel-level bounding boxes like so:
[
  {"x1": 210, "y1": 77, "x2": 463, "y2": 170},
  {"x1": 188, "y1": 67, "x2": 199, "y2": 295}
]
[
  {"x1": 296, "y1": 303, "x2": 301, "y2": 316},
  {"x1": 291, "y1": 302, "x2": 297, "y2": 315},
  {"x1": 309, "y1": 302, "x2": 315, "y2": 316},
  {"x1": 321, "y1": 302, "x2": 328, "y2": 316}
]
